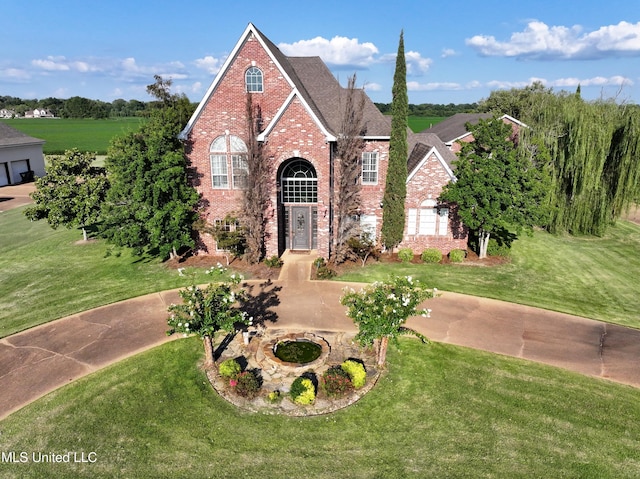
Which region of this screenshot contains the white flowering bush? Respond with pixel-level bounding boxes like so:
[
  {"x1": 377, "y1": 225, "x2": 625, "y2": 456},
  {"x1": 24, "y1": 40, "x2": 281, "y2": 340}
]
[
  {"x1": 340, "y1": 276, "x2": 435, "y2": 365},
  {"x1": 167, "y1": 275, "x2": 251, "y2": 367}
]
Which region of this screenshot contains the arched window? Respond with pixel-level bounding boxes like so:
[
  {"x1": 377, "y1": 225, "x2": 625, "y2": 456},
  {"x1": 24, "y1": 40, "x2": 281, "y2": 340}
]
[
  {"x1": 281, "y1": 159, "x2": 317, "y2": 203},
  {"x1": 245, "y1": 66, "x2": 263, "y2": 93},
  {"x1": 209, "y1": 135, "x2": 248, "y2": 189}
]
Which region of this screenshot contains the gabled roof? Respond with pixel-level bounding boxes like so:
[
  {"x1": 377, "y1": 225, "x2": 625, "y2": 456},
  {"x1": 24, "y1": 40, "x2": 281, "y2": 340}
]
[
  {"x1": 424, "y1": 112, "x2": 528, "y2": 145},
  {"x1": 0, "y1": 122, "x2": 45, "y2": 148},
  {"x1": 407, "y1": 131, "x2": 457, "y2": 181},
  {"x1": 179, "y1": 23, "x2": 390, "y2": 141}
]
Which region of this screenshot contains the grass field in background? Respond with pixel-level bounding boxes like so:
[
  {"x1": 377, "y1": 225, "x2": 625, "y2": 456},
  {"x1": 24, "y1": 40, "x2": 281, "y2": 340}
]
[
  {"x1": 1, "y1": 337, "x2": 638, "y2": 478},
  {"x1": 0, "y1": 118, "x2": 144, "y2": 154},
  {"x1": 408, "y1": 116, "x2": 444, "y2": 132}
]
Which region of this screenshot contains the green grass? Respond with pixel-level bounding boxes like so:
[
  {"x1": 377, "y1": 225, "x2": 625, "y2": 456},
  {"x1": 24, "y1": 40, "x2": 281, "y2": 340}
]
[
  {"x1": 408, "y1": 116, "x2": 444, "y2": 132},
  {"x1": 1, "y1": 337, "x2": 638, "y2": 478},
  {"x1": 338, "y1": 222, "x2": 640, "y2": 329},
  {"x1": 0, "y1": 206, "x2": 231, "y2": 338},
  {"x1": 0, "y1": 118, "x2": 144, "y2": 154}
]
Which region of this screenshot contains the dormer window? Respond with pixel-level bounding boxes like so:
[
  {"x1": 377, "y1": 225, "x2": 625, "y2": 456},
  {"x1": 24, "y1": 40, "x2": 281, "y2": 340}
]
[{"x1": 245, "y1": 66, "x2": 263, "y2": 92}]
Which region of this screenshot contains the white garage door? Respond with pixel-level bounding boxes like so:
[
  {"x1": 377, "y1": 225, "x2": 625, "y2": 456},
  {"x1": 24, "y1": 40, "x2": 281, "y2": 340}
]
[
  {"x1": 10, "y1": 160, "x2": 29, "y2": 183},
  {"x1": 0, "y1": 163, "x2": 8, "y2": 186}
]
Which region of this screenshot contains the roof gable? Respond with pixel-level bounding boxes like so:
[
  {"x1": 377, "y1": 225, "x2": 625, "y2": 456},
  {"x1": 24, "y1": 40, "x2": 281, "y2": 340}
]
[
  {"x1": 425, "y1": 113, "x2": 528, "y2": 145},
  {"x1": 407, "y1": 131, "x2": 456, "y2": 182},
  {"x1": 179, "y1": 23, "x2": 389, "y2": 141}
]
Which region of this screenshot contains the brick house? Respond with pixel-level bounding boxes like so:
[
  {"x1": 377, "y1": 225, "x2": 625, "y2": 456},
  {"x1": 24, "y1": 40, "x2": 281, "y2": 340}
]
[
  {"x1": 179, "y1": 23, "x2": 467, "y2": 259},
  {"x1": 426, "y1": 113, "x2": 526, "y2": 155}
]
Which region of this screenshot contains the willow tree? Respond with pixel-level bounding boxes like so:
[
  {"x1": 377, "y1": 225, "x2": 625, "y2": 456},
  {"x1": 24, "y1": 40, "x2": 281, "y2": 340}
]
[
  {"x1": 381, "y1": 30, "x2": 408, "y2": 251},
  {"x1": 333, "y1": 74, "x2": 366, "y2": 263}
]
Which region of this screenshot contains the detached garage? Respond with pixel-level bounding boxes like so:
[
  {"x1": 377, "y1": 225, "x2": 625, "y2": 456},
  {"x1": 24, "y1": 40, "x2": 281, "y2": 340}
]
[{"x1": 0, "y1": 123, "x2": 46, "y2": 187}]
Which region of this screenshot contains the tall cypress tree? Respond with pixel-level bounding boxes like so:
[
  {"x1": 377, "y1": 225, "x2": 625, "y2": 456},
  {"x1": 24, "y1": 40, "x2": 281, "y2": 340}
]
[{"x1": 382, "y1": 30, "x2": 408, "y2": 251}]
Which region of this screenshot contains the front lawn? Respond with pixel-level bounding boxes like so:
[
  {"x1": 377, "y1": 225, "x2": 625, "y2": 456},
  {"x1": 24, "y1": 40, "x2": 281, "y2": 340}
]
[
  {"x1": 338, "y1": 222, "x2": 640, "y2": 329},
  {"x1": 1, "y1": 337, "x2": 638, "y2": 478},
  {"x1": 0, "y1": 206, "x2": 229, "y2": 337}
]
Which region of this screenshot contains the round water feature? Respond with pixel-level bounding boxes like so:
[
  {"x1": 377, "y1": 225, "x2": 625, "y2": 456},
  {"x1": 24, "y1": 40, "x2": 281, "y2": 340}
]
[
  {"x1": 262, "y1": 332, "x2": 331, "y2": 372},
  {"x1": 274, "y1": 339, "x2": 322, "y2": 364}
]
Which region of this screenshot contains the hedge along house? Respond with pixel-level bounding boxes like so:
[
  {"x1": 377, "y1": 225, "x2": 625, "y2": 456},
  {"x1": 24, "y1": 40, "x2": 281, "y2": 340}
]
[{"x1": 179, "y1": 23, "x2": 467, "y2": 259}]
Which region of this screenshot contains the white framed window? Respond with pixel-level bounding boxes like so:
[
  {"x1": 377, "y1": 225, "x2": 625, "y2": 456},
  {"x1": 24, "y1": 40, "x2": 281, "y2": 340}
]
[
  {"x1": 362, "y1": 152, "x2": 378, "y2": 184},
  {"x1": 360, "y1": 215, "x2": 377, "y2": 238},
  {"x1": 418, "y1": 199, "x2": 437, "y2": 235},
  {"x1": 245, "y1": 66, "x2": 263, "y2": 93},
  {"x1": 209, "y1": 135, "x2": 248, "y2": 189},
  {"x1": 210, "y1": 155, "x2": 228, "y2": 188},
  {"x1": 407, "y1": 208, "x2": 417, "y2": 235},
  {"x1": 438, "y1": 207, "x2": 449, "y2": 236}
]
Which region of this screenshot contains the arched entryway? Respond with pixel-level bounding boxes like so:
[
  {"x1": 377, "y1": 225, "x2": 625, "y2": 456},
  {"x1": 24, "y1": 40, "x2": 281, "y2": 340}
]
[{"x1": 277, "y1": 158, "x2": 318, "y2": 254}]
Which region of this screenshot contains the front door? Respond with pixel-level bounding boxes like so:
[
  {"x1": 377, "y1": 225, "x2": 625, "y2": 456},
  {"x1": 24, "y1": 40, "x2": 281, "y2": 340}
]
[{"x1": 292, "y1": 206, "x2": 310, "y2": 250}]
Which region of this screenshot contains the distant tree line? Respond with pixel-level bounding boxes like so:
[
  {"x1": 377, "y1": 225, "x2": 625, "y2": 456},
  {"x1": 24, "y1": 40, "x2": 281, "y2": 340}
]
[
  {"x1": 375, "y1": 102, "x2": 478, "y2": 117},
  {"x1": 0, "y1": 95, "x2": 197, "y2": 120}
]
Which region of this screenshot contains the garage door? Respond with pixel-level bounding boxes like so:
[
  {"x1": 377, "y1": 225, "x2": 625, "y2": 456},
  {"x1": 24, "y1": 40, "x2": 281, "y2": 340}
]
[
  {"x1": 10, "y1": 160, "x2": 29, "y2": 183},
  {"x1": 0, "y1": 163, "x2": 8, "y2": 187}
]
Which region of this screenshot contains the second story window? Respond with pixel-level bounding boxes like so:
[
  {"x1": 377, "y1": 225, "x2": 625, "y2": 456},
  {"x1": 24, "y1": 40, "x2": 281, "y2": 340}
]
[
  {"x1": 210, "y1": 135, "x2": 248, "y2": 189},
  {"x1": 245, "y1": 66, "x2": 263, "y2": 93},
  {"x1": 362, "y1": 151, "x2": 378, "y2": 184}
]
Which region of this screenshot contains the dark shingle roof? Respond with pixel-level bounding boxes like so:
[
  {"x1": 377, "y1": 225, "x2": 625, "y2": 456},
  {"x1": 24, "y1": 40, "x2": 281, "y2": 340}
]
[
  {"x1": 407, "y1": 131, "x2": 457, "y2": 174},
  {"x1": 425, "y1": 113, "x2": 492, "y2": 144},
  {"x1": 254, "y1": 25, "x2": 390, "y2": 138},
  {"x1": 0, "y1": 122, "x2": 45, "y2": 148}
]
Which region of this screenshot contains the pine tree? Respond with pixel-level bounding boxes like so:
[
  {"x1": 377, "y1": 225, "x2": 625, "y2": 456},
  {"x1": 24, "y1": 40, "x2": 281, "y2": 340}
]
[{"x1": 381, "y1": 30, "x2": 408, "y2": 251}]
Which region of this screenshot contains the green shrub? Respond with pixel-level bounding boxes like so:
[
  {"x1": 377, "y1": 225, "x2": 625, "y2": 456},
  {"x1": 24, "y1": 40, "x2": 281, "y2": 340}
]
[
  {"x1": 321, "y1": 366, "x2": 353, "y2": 397},
  {"x1": 234, "y1": 371, "x2": 260, "y2": 398},
  {"x1": 314, "y1": 258, "x2": 336, "y2": 279},
  {"x1": 487, "y1": 238, "x2": 511, "y2": 257},
  {"x1": 398, "y1": 248, "x2": 414, "y2": 263},
  {"x1": 264, "y1": 255, "x2": 283, "y2": 268},
  {"x1": 421, "y1": 248, "x2": 442, "y2": 263},
  {"x1": 218, "y1": 358, "x2": 241, "y2": 378},
  {"x1": 266, "y1": 390, "x2": 282, "y2": 403},
  {"x1": 448, "y1": 249, "x2": 466, "y2": 263},
  {"x1": 341, "y1": 360, "x2": 366, "y2": 389},
  {"x1": 290, "y1": 377, "x2": 316, "y2": 405}
]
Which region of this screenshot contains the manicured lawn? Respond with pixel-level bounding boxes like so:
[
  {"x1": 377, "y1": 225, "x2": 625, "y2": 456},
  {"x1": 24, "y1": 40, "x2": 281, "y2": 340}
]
[
  {"x1": 0, "y1": 118, "x2": 144, "y2": 154},
  {"x1": 0, "y1": 206, "x2": 229, "y2": 337},
  {"x1": 1, "y1": 337, "x2": 638, "y2": 478},
  {"x1": 338, "y1": 222, "x2": 640, "y2": 329}
]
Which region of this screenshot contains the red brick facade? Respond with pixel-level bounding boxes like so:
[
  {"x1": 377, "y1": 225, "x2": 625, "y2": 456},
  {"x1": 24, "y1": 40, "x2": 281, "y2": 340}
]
[{"x1": 180, "y1": 24, "x2": 468, "y2": 259}]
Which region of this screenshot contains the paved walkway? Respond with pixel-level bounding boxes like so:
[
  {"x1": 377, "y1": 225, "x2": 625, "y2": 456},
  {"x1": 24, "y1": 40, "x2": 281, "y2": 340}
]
[{"x1": 1, "y1": 184, "x2": 639, "y2": 420}]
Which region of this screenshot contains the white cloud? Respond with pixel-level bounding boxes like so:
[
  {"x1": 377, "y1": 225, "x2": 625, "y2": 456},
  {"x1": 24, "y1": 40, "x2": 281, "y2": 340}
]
[
  {"x1": 407, "y1": 81, "x2": 463, "y2": 91},
  {"x1": 32, "y1": 56, "x2": 70, "y2": 71},
  {"x1": 405, "y1": 51, "x2": 432, "y2": 75},
  {"x1": 466, "y1": 20, "x2": 640, "y2": 60},
  {"x1": 1, "y1": 68, "x2": 30, "y2": 81},
  {"x1": 364, "y1": 82, "x2": 382, "y2": 92},
  {"x1": 194, "y1": 55, "x2": 224, "y2": 75},
  {"x1": 279, "y1": 36, "x2": 378, "y2": 67},
  {"x1": 441, "y1": 48, "x2": 457, "y2": 58}
]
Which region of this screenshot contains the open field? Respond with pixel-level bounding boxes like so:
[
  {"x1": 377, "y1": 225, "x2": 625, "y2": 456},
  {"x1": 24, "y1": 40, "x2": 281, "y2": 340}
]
[
  {"x1": 0, "y1": 118, "x2": 144, "y2": 154},
  {"x1": 1, "y1": 337, "x2": 638, "y2": 478},
  {"x1": 408, "y1": 116, "x2": 444, "y2": 132}
]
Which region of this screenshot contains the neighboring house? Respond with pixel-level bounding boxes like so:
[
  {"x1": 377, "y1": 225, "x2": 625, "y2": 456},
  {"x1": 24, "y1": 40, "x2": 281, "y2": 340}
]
[
  {"x1": 0, "y1": 109, "x2": 16, "y2": 119},
  {"x1": 426, "y1": 113, "x2": 526, "y2": 154},
  {"x1": 0, "y1": 123, "x2": 46, "y2": 186},
  {"x1": 179, "y1": 23, "x2": 467, "y2": 258},
  {"x1": 24, "y1": 108, "x2": 55, "y2": 118}
]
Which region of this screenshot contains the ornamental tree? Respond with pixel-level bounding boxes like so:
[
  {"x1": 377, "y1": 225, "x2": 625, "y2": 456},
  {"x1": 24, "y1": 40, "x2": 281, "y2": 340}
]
[
  {"x1": 24, "y1": 149, "x2": 109, "y2": 241},
  {"x1": 340, "y1": 276, "x2": 435, "y2": 366},
  {"x1": 167, "y1": 275, "x2": 251, "y2": 369}
]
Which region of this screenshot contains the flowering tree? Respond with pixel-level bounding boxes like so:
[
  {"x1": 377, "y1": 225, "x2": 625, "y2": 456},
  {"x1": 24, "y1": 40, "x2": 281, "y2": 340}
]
[
  {"x1": 341, "y1": 276, "x2": 435, "y2": 366},
  {"x1": 167, "y1": 275, "x2": 251, "y2": 368}
]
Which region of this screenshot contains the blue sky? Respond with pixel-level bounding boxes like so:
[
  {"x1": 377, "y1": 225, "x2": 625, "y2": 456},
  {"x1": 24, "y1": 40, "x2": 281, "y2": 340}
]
[{"x1": 2, "y1": 0, "x2": 639, "y2": 106}]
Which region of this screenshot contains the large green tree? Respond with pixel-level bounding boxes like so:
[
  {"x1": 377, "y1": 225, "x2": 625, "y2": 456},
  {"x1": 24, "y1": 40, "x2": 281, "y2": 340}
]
[
  {"x1": 100, "y1": 76, "x2": 199, "y2": 259},
  {"x1": 24, "y1": 149, "x2": 109, "y2": 241},
  {"x1": 440, "y1": 118, "x2": 551, "y2": 258},
  {"x1": 381, "y1": 30, "x2": 408, "y2": 251}
]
